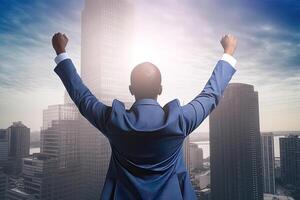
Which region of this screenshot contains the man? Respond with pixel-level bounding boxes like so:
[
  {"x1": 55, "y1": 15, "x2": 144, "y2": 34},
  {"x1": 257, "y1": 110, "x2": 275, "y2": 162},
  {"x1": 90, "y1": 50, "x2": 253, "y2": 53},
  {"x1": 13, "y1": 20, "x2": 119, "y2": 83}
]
[{"x1": 52, "y1": 33, "x2": 237, "y2": 200}]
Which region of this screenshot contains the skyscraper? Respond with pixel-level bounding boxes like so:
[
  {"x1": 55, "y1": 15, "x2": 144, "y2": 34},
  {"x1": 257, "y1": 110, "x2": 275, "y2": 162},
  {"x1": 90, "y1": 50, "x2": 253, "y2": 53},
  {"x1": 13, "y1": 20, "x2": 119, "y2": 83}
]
[
  {"x1": 0, "y1": 130, "x2": 8, "y2": 199},
  {"x1": 41, "y1": 104, "x2": 79, "y2": 167},
  {"x1": 41, "y1": 119, "x2": 80, "y2": 169},
  {"x1": 22, "y1": 154, "x2": 59, "y2": 200},
  {"x1": 21, "y1": 103, "x2": 81, "y2": 200},
  {"x1": 209, "y1": 83, "x2": 263, "y2": 200},
  {"x1": 261, "y1": 132, "x2": 275, "y2": 194},
  {"x1": 81, "y1": 0, "x2": 134, "y2": 102},
  {"x1": 0, "y1": 129, "x2": 9, "y2": 167},
  {"x1": 42, "y1": 104, "x2": 79, "y2": 130},
  {"x1": 41, "y1": 103, "x2": 79, "y2": 154},
  {"x1": 79, "y1": 0, "x2": 134, "y2": 199},
  {"x1": 23, "y1": 153, "x2": 80, "y2": 200},
  {"x1": 280, "y1": 135, "x2": 300, "y2": 186},
  {"x1": 7, "y1": 121, "x2": 30, "y2": 175},
  {"x1": 189, "y1": 143, "x2": 203, "y2": 170}
]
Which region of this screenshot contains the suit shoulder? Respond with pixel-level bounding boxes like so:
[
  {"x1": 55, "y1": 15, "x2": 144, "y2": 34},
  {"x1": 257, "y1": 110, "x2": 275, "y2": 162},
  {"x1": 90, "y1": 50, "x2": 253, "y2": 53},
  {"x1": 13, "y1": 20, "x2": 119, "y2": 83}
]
[
  {"x1": 163, "y1": 98, "x2": 181, "y2": 109},
  {"x1": 112, "y1": 99, "x2": 126, "y2": 108}
]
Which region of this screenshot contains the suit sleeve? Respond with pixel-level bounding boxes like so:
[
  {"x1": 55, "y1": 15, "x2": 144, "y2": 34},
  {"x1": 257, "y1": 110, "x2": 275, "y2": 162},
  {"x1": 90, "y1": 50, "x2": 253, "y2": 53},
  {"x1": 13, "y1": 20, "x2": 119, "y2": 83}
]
[
  {"x1": 181, "y1": 60, "x2": 236, "y2": 136},
  {"x1": 54, "y1": 59, "x2": 111, "y2": 134}
]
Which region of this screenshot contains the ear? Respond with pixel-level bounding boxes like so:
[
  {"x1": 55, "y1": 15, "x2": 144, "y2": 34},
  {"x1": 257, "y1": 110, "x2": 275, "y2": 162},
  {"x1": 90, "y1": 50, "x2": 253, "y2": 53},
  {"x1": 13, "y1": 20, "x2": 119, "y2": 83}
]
[
  {"x1": 129, "y1": 85, "x2": 134, "y2": 95},
  {"x1": 158, "y1": 85, "x2": 162, "y2": 95}
]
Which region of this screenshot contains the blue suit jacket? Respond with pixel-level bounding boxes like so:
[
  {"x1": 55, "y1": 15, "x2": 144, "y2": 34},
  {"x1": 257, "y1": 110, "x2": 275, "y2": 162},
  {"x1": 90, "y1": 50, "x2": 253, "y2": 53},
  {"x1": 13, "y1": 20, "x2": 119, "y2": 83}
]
[{"x1": 54, "y1": 59, "x2": 236, "y2": 200}]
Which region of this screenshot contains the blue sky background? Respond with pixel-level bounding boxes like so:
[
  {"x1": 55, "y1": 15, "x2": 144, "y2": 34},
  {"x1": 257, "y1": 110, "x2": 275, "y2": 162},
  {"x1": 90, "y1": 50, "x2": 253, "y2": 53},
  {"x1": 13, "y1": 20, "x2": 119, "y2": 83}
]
[{"x1": 0, "y1": 0, "x2": 299, "y2": 132}]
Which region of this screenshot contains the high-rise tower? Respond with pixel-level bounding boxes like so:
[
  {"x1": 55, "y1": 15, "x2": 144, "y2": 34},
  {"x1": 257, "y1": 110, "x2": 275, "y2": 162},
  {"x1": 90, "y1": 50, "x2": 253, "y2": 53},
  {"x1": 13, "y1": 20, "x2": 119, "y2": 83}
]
[
  {"x1": 79, "y1": 0, "x2": 134, "y2": 199},
  {"x1": 209, "y1": 83, "x2": 263, "y2": 200},
  {"x1": 280, "y1": 135, "x2": 300, "y2": 186},
  {"x1": 0, "y1": 129, "x2": 9, "y2": 167},
  {"x1": 22, "y1": 104, "x2": 81, "y2": 200},
  {"x1": 261, "y1": 132, "x2": 275, "y2": 194},
  {"x1": 7, "y1": 121, "x2": 30, "y2": 175}
]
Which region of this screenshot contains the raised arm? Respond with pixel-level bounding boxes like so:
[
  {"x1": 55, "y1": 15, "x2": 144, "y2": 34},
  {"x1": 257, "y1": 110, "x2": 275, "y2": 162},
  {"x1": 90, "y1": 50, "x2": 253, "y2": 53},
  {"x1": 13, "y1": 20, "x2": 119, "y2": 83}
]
[
  {"x1": 52, "y1": 33, "x2": 111, "y2": 134},
  {"x1": 182, "y1": 34, "x2": 238, "y2": 136}
]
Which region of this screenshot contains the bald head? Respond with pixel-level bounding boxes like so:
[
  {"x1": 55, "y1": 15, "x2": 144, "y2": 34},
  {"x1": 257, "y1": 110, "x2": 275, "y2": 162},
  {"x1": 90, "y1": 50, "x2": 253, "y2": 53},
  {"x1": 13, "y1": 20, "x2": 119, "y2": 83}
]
[{"x1": 129, "y1": 62, "x2": 162, "y2": 100}]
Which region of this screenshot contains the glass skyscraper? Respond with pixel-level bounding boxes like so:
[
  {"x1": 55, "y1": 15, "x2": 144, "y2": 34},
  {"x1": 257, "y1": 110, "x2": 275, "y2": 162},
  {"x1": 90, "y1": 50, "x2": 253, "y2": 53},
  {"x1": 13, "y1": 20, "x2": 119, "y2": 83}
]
[
  {"x1": 79, "y1": 0, "x2": 134, "y2": 199},
  {"x1": 0, "y1": 129, "x2": 9, "y2": 167},
  {"x1": 261, "y1": 132, "x2": 275, "y2": 194},
  {"x1": 280, "y1": 135, "x2": 300, "y2": 186},
  {"x1": 7, "y1": 121, "x2": 30, "y2": 175},
  {"x1": 20, "y1": 104, "x2": 81, "y2": 200},
  {"x1": 209, "y1": 83, "x2": 263, "y2": 200},
  {"x1": 42, "y1": 104, "x2": 79, "y2": 130}
]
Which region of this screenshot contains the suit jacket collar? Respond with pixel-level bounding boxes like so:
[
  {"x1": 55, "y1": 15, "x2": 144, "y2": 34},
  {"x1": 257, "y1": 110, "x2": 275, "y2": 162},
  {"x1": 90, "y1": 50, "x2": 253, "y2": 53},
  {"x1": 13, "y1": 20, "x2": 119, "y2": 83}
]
[{"x1": 132, "y1": 98, "x2": 161, "y2": 106}]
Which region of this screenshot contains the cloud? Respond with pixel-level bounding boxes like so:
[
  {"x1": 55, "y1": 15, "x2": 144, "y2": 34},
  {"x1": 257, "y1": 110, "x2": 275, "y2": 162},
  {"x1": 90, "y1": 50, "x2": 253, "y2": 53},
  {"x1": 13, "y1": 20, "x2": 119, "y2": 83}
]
[
  {"x1": 135, "y1": 0, "x2": 300, "y2": 131},
  {"x1": 0, "y1": 0, "x2": 83, "y2": 92},
  {"x1": 0, "y1": 0, "x2": 299, "y2": 131},
  {"x1": 0, "y1": 0, "x2": 83, "y2": 130}
]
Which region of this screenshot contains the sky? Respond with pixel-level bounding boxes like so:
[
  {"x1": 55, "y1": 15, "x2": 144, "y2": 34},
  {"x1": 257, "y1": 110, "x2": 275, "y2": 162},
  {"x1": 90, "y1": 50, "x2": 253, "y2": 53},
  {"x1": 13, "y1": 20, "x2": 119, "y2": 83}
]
[{"x1": 0, "y1": 0, "x2": 299, "y2": 132}]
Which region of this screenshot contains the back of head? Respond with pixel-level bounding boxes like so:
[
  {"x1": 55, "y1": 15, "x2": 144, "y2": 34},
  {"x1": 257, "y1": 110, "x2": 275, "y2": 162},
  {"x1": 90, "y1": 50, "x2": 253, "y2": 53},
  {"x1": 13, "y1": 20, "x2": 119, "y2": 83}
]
[{"x1": 130, "y1": 62, "x2": 162, "y2": 100}]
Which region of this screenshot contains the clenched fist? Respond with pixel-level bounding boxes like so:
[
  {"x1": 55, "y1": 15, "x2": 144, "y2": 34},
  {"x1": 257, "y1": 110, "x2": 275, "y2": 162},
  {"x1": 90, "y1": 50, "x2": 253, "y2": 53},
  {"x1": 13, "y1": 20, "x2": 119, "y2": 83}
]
[
  {"x1": 220, "y1": 34, "x2": 237, "y2": 56},
  {"x1": 52, "y1": 32, "x2": 68, "y2": 55}
]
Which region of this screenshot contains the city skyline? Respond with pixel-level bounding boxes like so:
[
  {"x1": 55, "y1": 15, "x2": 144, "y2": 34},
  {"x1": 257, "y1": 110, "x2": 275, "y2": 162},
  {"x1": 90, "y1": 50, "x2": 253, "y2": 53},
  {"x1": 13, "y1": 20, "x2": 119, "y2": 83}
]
[{"x1": 0, "y1": 0, "x2": 300, "y2": 133}]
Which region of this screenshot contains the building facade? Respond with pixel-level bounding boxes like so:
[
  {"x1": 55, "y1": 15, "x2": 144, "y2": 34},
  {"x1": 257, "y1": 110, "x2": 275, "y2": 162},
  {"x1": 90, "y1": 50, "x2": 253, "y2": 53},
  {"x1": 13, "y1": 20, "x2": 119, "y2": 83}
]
[
  {"x1": 42, "y1": 104, "x2": 79, "y2": 130},
  {"x1": 79, "y1": 0, "x2": 134, "y2": 199},
  {"x1": 189, "y1": 143, "x2": 203, "y2": 171},
  {"x1": 22, "y1": 154, "x2": 58, "y2": 200},
  {"x1": 22, "y1": 153, "x2": 80, "y2": 200},
  {"x1": 209, "y1": 83, "x2": 263, "y2": 200},
  {"x1": 280, "y1": 135, "x2": 300, "y2": 186},
  {"x1": 0, "y1": 129, "x2": 9, "y2": 167},
  {"x1": 41, "y1": 119, "x2": 81, "y2": 169},
  {"x1": 261, "y1": 132, "x2": 275, "y2": 194},
  {"x1": 274, "y1": 157, "x2": 281, "y2": 179},
  {"x1": 20, "y1": 104, "x2": 81, "y2": 200},
  {"x1": 7, "y1": 121, "x2": 30, "y2": 175}
]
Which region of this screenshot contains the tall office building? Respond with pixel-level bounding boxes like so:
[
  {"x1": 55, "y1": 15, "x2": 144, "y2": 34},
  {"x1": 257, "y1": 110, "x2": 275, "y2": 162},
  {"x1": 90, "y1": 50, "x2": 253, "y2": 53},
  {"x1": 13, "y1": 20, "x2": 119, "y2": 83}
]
[
  {"x1": 22, "y1": 154, "x2": 59, "y2": 200},
  {"x1": 41, "y1": 104, "x2": 79, "y2": 167},
  {"x1": 20, "y1": 104, "x2": 81, "y2": 200},
  {"x1": 280, "y1": 135, "x2": 300, "y2": 186},
  {"x1": 79, "y1": 0, "x2": 134, "y2": 199},
  {"x1": 189, "y1": 143, "x2": 203, "y2": 170},
  {"x1": 7, "y1": 121, "x2": 30, "y2": 175},
  {"x1": 81, "y1": 0, "x2": 134, "y2": 102},
  {"x1": 23, "y1": 153, "x2": 80, "y2": 200},
  {"x1": 42, "y1": 104, "x2": 79, "y2": 130},
  {"x1": 274, "y1": 157, "x2": 281, "y2": 179},
  {"x1": 0, "y1": 129, "x2": 9, "y2": 167},
  {"x1": 261, "y1": 132, "x2": 275, "y2": 194},
  {"x1": 209, "y1": 83, "x2": 263, "y2": 200},
  {"x1": 41, "y1": 119, "x2": 80, "y2": 169}
]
